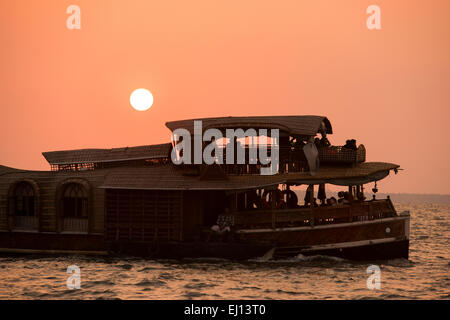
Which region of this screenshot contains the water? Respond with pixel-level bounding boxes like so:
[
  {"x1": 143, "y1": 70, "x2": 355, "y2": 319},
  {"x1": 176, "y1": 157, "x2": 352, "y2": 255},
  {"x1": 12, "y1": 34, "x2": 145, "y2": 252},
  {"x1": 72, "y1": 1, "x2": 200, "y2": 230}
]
[{"x1": 0, "y1": 202, "x2": 448, "y2": 299}]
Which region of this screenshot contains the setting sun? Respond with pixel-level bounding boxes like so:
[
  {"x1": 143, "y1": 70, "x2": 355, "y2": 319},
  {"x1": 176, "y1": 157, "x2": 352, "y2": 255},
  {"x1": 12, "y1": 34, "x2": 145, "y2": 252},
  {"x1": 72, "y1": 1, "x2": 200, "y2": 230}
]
[{"x1": 130, "y1": 88, "x2": 153, "y2": 111}]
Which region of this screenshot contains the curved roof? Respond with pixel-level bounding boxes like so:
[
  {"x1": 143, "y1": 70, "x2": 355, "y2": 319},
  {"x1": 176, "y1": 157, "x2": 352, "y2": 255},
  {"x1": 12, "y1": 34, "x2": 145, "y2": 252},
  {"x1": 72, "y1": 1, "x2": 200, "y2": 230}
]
[
  {"x1": 99, "y1": 162, "x2": 398, "y2": 190},
  {"x1": 42, "y1": 143, "x2": 172, "y2": 165},
  {"x1": 0, "y1": 164, "x2": 20, "y2": 175},
  {"x1": 166, "y1": 115, "x2": 332, "y2": 136}
]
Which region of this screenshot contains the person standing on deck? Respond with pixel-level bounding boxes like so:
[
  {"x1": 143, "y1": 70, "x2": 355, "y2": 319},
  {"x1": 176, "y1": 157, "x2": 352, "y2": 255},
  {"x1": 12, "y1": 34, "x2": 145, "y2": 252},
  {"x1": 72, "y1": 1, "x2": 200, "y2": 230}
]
[
  {"x1": 304, "y1": 185, "x2": 314, "y2": 206},
  {"x1": 318, "y1": 183, "x2": 327, "y2": 206}
]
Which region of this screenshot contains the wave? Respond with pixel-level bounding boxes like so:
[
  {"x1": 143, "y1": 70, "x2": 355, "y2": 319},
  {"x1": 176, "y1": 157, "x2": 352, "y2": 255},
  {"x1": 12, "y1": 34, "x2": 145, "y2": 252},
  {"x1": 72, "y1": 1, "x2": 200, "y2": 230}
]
[
  {"x1": 249, "y1": 252, "x2": 347, "y2": 264},
  {"x1": 135, "y1": 278, "x2": 167, "y2": 287}
]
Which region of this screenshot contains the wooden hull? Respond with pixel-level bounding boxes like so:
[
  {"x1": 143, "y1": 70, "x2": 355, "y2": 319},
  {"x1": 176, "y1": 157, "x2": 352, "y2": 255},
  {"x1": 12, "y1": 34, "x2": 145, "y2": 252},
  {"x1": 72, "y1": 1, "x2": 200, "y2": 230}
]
[
  {"x1": 105, "y1": 237, "x2": 408, "y2": 261},
  {"x1": 0, "y1": 216, "x2": 410, "y2": 261},
  {"x1": 106, "y1": 241, "x2": 272, "y2": 260},
  {"x1": 0, "y1": 231, "x2": 105, "y2": 253},
  {"x1": 236, "y1": 216, "x2": 408, "y2": 245},
  {"x1": 235, "y1": 215, "x2": 410, "y2": 260}
]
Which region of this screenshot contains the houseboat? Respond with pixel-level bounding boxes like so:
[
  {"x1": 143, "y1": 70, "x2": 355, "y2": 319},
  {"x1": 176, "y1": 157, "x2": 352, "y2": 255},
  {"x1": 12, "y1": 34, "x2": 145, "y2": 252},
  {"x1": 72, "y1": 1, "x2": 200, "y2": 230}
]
[{"x1": 0, "y1": 116, "x2": 410, "y2": 260}]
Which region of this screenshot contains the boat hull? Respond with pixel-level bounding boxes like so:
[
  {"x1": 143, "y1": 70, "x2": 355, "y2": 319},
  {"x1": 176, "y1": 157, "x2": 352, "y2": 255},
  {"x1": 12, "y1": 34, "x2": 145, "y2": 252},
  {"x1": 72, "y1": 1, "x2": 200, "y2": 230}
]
[
  {"x1": 235, "y1": 215, "x2": 410, "y2": 260},
  {"x1": 105, "y1": 237, "x2": 409, "y2": 261},
  {"x1": 274, "y1": 238, "x2": 409, "y2": 260},
  {"x1": 0, "y1": 216, "x2": 410, "y2": 261}
]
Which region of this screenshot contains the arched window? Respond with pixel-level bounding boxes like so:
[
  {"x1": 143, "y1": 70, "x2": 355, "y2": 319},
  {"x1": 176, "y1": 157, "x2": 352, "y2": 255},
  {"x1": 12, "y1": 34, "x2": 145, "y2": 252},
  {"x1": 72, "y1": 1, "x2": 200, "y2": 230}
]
[
  {"x1": 12, "y1": 182, "x2": 36, "y2": 217},
  {"x1": 9, "y1": 181, "x2": 38, "y2": 231},
  {"x1": 62, "y1": 183, "x2": 88, "y2": 218}
]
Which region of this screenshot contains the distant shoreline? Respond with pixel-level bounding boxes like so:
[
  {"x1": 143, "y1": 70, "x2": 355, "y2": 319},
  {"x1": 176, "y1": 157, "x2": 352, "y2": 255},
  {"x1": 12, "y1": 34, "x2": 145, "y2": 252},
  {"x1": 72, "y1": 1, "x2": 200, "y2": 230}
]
[
  {"x1": 374, "y1": 193, "x2": 450, "y2": 204},
  {"x1": 293, "y1": 190, "x2": 450, "y2": 205}
]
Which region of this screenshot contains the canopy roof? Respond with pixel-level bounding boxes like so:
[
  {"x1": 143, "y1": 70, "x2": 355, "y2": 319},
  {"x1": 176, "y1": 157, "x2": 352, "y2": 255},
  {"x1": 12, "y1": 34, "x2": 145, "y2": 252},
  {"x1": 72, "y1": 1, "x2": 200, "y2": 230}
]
[
  {"x1": 0, "y1": 165, "x2": 20, "y2": 175},
  {"x1": 99, "y1": 162, "x2": 399, "y2": 191},
  {"x1": 42, "y1": 143, "x2": 172, "y2": 165},
  {"x1": 1, "y1": 160, "x2": 399, "y2": 190},
  {"x1": 166, "y1": 115, "x2": 332, "y2": 136}
]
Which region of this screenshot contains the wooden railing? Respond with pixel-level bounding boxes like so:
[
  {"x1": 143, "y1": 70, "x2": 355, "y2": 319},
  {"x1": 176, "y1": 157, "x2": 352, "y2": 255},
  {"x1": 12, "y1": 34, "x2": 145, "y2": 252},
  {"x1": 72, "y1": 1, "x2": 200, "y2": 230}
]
[
  {"x1": 318, "y1": 144, "x2": 366, "y2": 164},
  {"x1": 231, "y1": 199, "x2": 396, "y2": 229},
  {"x1": 180, "y1": 144, "x2": 367, "y2": 176},
  {"x1": 63, "y1": 218, "x2": 88, "y2": 233},
  {"x1": 13, "y1": 216, "x2": 38, "y2": 231}
]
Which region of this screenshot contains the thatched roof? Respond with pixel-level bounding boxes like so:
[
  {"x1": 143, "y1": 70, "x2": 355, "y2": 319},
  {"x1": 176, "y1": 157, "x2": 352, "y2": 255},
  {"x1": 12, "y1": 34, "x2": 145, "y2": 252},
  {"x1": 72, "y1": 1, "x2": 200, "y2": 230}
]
[
  {"x1": 99, "y1": 162, "x2": 399, "y2": 190},
  {"x1": 166, "y1": 115, "x2": 333, "y2": 136},
  {"x1": 0, "y1": 159, "x2": 399, "y2": 190},
  {"x1": 0, "y1": 165, "x2": 20, "y2": 175},
  {"x1": 100, "y1": 165, "x2": 283, "y2": 191},
  {"x1": 42, "y1": 143, "x2": 172, "y2": 165},
  {"x1": 283, "y1": 162, "x2": 400, "y2": 186}
]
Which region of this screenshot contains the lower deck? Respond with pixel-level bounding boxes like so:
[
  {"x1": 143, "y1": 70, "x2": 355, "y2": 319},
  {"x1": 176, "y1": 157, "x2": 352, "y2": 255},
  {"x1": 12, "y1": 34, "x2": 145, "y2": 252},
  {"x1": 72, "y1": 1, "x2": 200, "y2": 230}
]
[
  {"x1": 0, "y1": 190, "x2": 411, "y2": 260},
  {"x1": 0, "y1": 175, "x2": 411, "y2": 260}
]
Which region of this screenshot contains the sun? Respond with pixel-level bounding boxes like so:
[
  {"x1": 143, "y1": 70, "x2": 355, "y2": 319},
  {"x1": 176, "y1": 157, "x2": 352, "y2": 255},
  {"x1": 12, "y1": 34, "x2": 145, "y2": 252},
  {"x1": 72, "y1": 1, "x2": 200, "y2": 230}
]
[{"x1": 130, "y1": 88, "x2": 153, "y2": 111}]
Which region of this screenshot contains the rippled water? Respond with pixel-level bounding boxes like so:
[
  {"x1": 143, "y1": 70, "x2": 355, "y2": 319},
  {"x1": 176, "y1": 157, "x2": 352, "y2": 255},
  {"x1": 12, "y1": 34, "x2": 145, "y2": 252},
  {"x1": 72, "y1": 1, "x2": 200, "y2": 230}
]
[{"x1": 0, "y1": 202, "x2": 448, "y2": 299}]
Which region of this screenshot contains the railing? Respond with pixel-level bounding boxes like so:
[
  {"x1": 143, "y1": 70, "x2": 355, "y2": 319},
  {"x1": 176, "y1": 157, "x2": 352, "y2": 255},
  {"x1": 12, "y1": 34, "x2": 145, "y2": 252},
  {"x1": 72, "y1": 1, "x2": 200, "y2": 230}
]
[
  {"x1": 13, "y1": 216, "x2": 38, "y2": 231},
  {"x1": 180, "y1": 144, "x2": 367, "y2": 176},
  {"x1": 62, "y1": 218, "x2": 88, "y2": 233},
  {"x1": 318, "y1": 144, "x2": 366, "y2": 164},
  {"x1": 186, "y1": 146, "x2": 309, "y2": 176},
  {"x1": 230, "y1": 199, "x2": 396, "y2": 229}
]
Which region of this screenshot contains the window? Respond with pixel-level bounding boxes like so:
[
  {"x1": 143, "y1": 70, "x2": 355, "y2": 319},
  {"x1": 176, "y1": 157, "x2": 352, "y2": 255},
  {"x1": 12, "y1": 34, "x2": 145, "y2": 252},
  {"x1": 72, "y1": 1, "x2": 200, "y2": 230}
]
[
  {"x1": 9, "y1": 181, "x2": 38, "y2": 231},
  {"x1": 62, "y1": 183, "x2": 88, "y2": 218},
  {"x1": 12, "y1": 182, "x2": 35, "y2": 217}
]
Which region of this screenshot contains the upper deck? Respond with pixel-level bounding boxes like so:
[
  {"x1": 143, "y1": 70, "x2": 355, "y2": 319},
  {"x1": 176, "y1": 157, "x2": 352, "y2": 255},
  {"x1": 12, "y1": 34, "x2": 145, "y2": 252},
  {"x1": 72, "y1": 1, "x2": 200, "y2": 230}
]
[
  {"x1": 166, "y1": 115, "x2": 333, "y2": 136},
  {"x1": 42, "y1": 143, "x2": 172, "y2": 171},
  {"x1": 35, "y1": 115, "x2": 393, "y2": 182}
]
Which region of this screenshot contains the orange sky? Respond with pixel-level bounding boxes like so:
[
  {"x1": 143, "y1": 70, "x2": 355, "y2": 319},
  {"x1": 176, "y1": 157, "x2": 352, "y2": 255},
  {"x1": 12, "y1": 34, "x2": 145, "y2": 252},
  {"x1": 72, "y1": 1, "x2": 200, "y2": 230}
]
[{"x1": 0, "y1": 0, "x2": 449, "y2": 194}]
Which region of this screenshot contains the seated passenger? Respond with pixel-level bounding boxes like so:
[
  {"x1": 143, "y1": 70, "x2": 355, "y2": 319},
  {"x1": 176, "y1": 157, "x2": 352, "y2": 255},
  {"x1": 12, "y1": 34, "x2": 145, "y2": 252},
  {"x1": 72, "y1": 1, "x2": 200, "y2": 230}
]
[
  {"x1": 320, "y1": 136, "x2": 331, "y2": 147},
  {"x1": 210, "y1": 223, "x2": 230, "y2": 234},
  {"x1": 314, "y1": 135, "x2": 331, "y2": 148},
  {"x1": 282, "y1": 189, "x2": 299, "y2": 209},
  {"x1": 343, "y1": 139, "x2": 357, "y2": 151},
  {"x1": 338, "y1": 191, "x2": 351, "y2": 204},
  {"x1": 357, "y1": 191, "x2": 366, "y2": 202},
  {"x1": 208, "y1": 211, "x2": 234, "y2": 242},
  {"x1": 337, "y1": 191, "x2": 345, "y2": 203},
  {"x1": 327, "y1": 197, "x2": 337, "y2": 206},
  {"x1": 246, "y1": 190, "x2": 261, "y2": 210}
]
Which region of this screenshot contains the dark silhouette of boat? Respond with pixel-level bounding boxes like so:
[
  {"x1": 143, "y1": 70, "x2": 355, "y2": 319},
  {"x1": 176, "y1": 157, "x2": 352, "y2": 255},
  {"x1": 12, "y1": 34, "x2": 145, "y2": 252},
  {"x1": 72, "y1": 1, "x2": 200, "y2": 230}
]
[{"x1": 0, "y1": 116, "x2": 409, "y2": 260}]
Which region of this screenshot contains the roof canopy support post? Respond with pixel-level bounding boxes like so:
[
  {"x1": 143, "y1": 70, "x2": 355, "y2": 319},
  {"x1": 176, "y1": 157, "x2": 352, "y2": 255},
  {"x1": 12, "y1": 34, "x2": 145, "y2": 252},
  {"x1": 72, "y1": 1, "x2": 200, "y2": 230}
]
[
  {"x1": 309, "y1": 185, "x2": 315, "y2": 227},
  {"x1": 229, "y1": 192, "x2": 237, "y2": 213},
  {"x1": 271, "y1": 190, "x2": 276, "y2": 229}
]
